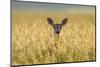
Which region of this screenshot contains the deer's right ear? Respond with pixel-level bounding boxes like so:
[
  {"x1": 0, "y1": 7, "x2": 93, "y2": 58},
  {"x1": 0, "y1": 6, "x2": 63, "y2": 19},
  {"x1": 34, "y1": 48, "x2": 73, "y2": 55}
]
[
  {"x1": 47, "y1": 17, "x2": 53, "y2": 25},
  {"x1": 62, "y1": 18, "x2": 68, "y2": 26}
]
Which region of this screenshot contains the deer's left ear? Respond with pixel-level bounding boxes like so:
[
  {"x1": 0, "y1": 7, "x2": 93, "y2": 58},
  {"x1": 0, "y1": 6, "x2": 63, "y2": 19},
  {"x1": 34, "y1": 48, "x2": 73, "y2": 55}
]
[
  {"x1": 47, "y1": 17, "x2": 53, "y2": 25},
  {"x1": 62, "y1": 18, "x2": 68, "y2": 25}
]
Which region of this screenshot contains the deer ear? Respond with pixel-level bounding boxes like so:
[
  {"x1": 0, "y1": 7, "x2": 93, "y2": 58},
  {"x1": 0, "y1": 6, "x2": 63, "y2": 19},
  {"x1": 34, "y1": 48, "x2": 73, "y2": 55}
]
[
  {"x1": 62, "y1": 18, "x2": 68, "y2": 25},
  {"x1": 47, "y1": 17, "x2": 53, "y2": 25}
]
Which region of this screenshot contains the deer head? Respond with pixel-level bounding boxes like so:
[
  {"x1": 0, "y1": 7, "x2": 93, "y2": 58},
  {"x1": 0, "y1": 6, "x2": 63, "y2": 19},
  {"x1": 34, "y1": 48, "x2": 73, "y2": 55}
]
[{"x1": 47, "y1": 17, "x2": 68, "y2": 35}]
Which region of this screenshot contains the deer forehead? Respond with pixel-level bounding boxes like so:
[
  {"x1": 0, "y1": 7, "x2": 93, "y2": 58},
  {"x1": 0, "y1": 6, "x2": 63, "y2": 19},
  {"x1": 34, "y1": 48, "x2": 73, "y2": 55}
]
[{"x1": 53, "y1": 24, "x2": 62, "y2": 28}]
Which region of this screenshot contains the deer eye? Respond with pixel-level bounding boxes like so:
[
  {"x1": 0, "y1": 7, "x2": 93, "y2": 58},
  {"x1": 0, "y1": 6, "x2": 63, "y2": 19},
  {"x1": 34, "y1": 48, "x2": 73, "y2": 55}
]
[{"x1": 53, "y1": 25, "x2": 56, "y2": 28}]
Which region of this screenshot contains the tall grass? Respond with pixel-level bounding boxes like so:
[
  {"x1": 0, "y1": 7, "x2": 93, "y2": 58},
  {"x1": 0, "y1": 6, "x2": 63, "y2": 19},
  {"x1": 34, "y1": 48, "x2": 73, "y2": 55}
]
[{"x1": 12, "y1": 11, "x2": 95, "y2": 65}]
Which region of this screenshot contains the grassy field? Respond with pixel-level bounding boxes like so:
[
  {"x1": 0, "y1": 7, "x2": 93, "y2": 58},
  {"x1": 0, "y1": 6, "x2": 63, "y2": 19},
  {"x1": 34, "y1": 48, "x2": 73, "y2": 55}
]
[{"x1": 12, "y1": 11, "x2": 96, "y2": 65}]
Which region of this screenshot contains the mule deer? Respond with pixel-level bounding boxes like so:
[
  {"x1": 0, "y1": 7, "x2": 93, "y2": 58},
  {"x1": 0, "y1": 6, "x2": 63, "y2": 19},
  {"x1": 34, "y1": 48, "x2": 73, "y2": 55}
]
[
  {"x1": 47, "y1": 17, "x2": 68, "y2": 35},
  {"x1": 47, "y1": 17, "x2": 68, "y2": 48}
]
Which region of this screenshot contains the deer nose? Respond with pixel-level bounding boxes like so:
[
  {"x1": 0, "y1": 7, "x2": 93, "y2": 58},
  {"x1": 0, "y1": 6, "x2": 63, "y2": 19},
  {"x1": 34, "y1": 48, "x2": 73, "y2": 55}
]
[{"x1": 56, "y1": 31, "x2": 60, "y2": 34}]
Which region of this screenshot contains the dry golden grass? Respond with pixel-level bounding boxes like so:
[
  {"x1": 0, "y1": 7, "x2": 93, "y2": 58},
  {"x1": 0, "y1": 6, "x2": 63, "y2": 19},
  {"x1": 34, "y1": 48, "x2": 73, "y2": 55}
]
[{"x1": 12, "y1": 11, "x2": 96, "y2": 65}]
